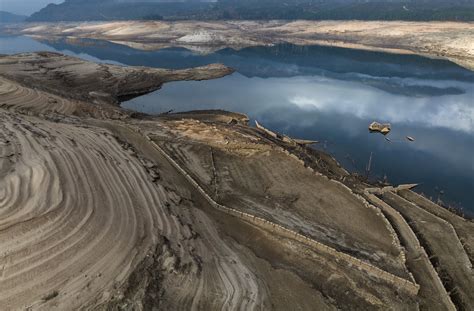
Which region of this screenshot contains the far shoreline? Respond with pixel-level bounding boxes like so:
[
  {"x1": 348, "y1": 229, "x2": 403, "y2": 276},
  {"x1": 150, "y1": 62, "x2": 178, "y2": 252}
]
[{"x1": 1, "y1": 19, "x2": 473, "y2": 71}]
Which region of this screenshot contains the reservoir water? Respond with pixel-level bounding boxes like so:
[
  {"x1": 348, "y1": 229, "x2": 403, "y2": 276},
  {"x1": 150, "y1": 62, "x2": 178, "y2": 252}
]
[{"x1": 1, "y1": 35, "x2": 473, "y2": 214}]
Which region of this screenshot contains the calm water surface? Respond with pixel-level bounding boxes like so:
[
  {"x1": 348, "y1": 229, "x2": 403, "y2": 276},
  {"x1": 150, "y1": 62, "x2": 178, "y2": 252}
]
[{"x1": 1, "y1": 36, "x2": 473, "y2": 214}]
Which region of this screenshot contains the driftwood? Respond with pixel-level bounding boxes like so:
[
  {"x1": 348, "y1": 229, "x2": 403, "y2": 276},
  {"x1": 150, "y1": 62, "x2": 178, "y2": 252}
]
[{"x1": 256, "y1": 120, "x2": 318, "y2": 146}]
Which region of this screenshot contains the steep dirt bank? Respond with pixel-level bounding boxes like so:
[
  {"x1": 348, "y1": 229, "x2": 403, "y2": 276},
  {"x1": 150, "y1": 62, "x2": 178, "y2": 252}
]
[
  {"x1": 3, "y1": 20, "x2": 474, "y2": 70},
  {"x1": 0, "y1": 53, "x2": 472, "y2": 309}
]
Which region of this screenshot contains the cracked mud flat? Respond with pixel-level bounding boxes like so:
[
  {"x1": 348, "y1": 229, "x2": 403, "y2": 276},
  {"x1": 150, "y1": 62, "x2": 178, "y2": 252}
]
[
  {"x1": 3, "y1": 20, "x2": 474, "y2": 71},
  {"x1": 0, "y1": 52, "x2": 472, "y2": 310}
]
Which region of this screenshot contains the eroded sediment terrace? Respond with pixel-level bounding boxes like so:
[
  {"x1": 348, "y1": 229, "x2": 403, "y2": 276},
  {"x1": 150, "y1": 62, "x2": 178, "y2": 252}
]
[{"x1": 0, "y1": 52, "x2": 472, "y2": 310}]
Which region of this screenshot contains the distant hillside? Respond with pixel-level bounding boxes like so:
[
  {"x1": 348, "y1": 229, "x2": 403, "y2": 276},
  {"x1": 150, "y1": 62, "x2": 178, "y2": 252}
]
[
  {"x1": 0, "y1": 11, "x2": 27, "y2": 23},
  {"x1": 28, "y1": 1, "x2": 214, "y2": 22},
  {"x1": 28, "y1": 0, "x2": 474, "y2": 22},
  {"x1": 217, "y1": 0, "x2": 474, "y2": 21}
]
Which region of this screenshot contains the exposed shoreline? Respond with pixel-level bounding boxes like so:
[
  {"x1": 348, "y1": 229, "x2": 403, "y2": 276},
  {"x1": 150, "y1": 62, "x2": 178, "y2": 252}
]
[
  {"x1": 2, "y1": 20, "x2": 474, "y2": 71},
  {"x1": 0, "y1": 52, "x2": 472, "y2": 310}
]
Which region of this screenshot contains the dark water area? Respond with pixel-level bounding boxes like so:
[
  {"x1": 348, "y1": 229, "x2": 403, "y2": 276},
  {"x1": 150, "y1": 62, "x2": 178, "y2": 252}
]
[{"x1": 1, "y1": 35, "x2": 473, "y2": 214}]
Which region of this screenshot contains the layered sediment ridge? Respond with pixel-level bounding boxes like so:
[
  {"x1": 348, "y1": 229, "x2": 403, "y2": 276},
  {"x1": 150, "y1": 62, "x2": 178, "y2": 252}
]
[{"x1": 0, "y1": 52, "x2": 233, "y2": 107}]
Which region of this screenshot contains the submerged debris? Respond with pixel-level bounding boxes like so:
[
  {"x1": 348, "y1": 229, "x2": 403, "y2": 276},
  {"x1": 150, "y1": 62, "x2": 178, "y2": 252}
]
[{"x1": 369, "y1": 122, "x2": 391, "y2": 135}]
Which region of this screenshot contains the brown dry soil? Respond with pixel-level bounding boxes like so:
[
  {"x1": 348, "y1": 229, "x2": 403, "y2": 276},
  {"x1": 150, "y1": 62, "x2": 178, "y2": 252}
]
[
  {"x1": 0, "y1": 52, "x2": 472, "y2": 310},
  {"x1": 3, "y1": 20, "x2": 474, "y2": 70}
]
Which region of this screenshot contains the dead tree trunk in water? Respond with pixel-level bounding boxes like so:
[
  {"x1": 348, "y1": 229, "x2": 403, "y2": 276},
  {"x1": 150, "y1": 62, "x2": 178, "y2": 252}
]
[{"x1": 366, "y1": 152, "x2": 373, "y2": 180}]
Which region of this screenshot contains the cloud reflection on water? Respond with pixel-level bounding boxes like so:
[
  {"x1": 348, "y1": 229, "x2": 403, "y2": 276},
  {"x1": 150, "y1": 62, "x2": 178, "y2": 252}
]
[
  {"x1": 134, "y1": 73, "x2": 473, "y2": 134},
  {"x1": 287, "y1": 76, "x2": 474, "y2": 134},
  {"x1": 1, "y1": 35, "x2": 472, "y2": 210}
]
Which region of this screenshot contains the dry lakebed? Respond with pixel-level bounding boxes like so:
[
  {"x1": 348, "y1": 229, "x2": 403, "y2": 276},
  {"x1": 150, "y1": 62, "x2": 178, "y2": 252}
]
[{"x1": 0, "y1": 20, "x2": 473, "y2": 311}]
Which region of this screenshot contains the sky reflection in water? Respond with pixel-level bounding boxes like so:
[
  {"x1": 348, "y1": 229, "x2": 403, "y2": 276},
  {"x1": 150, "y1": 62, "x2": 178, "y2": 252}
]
[{"x1": 1, "y1": 36, "x2": 473, "y2": 213}]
